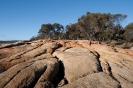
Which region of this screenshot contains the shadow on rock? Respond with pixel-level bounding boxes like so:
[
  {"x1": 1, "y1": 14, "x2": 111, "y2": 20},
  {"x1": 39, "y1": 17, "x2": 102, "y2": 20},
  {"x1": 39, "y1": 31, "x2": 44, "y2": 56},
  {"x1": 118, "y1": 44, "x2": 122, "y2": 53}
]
[{"x1": 54, "y1": 60, "x2": 68, "y2": 87}]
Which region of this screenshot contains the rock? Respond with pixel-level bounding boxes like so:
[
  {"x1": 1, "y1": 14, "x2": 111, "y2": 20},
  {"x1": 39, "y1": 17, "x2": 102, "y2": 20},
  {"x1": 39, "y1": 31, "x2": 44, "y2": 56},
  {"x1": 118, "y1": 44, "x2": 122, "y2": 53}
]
[
  {"x1": 53, "y1": 47, "x2": 102, "y2": 83},
  {"x1": 57, "y1": 40, "x2": 82, "y2": 48},
  {"x1": 101, "y1": 61, "x2": 112, "y2": 75},
  {"x1": 0, "y1": 41, "x2": 25, "y2": 49},
  {"x1": 57, "y1": 40, "x2": 66, "y2": 47},
  {"x1": 0, "y1": 42, "x2": 59, "y2": 70},
  {"x1": 61, "y1": 72, "x2": 121, "y2": 88},
  {"x1": 0, "y1": 54, "x2": 59, "y2": 88},
  {"x1": 58, "y1": 77, "x2": 68, "y2": 87},
  {"x1": 0, "y1": 40, "x2": 133, "y2": 88},
  {"x1": 0, "y1": 41, "x2": 42, "y2": 60},
  {"x1": 96, "y1": 46, "x2": 133, "y2": 88}
]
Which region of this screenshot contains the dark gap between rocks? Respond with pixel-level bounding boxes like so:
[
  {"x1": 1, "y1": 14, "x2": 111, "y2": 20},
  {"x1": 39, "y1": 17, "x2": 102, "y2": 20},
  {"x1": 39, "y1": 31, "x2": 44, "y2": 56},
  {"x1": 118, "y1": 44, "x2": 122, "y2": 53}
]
[
  {"x1": 110, "y1": 68, "x2": 122, "y2": 88},
  {"x1": 94, "y1": 51, "x2": 103, "y2": 72},
  {"x1": 92, "y1": 51, "x2": 122, "y2": 88},
  {"x1": 102, "y1": 61, "x2": 122, "y2": 88},
  {"x1": 54, "y1": 58, "x2": 68, "y2": 88},
  {"x1": 0, "y1": 70, "x2": 5, "y2": 74},
  {"x1": 51, "y1": 43, "x2": 63, "y2": 54},
  {"x1": 29, "y1": 66, "x2": 47, "y2": 88}
]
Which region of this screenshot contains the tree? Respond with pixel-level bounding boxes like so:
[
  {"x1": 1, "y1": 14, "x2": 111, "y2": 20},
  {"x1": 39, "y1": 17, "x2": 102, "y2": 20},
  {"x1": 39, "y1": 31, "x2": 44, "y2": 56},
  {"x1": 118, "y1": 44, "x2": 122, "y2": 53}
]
[
  {"x1": 30, "y1": 12, "x2": 127, "y2": 42},
  {"x1": 66, "y1": 23, "x2": 81, "y2": 39},
  {"x1": 112, "y1": 14, "x2": 127, "y2": 39},
  {"x1": 124, "y1": 22, "x2": 133, "y2": 46},
  {"x1": 75, "y1": 12, "x2": 115, "y2": 41},
  {"x1": 52, "y1": 23, "x2": 64, "y2": 39},
  {"x1": 38, "y1": 23, "x2": 53, "y2": 39},
  {"x1": 37, "y1": 23, "x2": 64, "y2": 39}
]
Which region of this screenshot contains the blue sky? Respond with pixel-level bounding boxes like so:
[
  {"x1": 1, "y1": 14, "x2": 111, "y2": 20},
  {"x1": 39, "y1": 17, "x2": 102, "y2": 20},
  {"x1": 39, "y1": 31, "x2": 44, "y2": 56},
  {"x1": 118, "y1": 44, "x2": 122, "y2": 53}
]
[{"x1": 0, "y1": 0, "x2": 133, "y2": 40}]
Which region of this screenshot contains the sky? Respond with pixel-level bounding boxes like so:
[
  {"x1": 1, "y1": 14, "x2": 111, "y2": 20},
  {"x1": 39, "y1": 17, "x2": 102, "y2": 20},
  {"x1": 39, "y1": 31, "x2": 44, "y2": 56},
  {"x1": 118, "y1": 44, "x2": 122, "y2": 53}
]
[{"x1": 0, "y1": 0, "x2": 133, "y2": 40}]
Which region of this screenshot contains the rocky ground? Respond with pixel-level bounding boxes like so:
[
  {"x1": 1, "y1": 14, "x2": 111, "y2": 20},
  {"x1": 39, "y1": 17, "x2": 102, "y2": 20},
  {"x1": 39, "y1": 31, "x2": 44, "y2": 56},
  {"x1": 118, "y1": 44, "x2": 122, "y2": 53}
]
[{"x1": 0, "y1": 40, "x2": 133, "y2": 88}]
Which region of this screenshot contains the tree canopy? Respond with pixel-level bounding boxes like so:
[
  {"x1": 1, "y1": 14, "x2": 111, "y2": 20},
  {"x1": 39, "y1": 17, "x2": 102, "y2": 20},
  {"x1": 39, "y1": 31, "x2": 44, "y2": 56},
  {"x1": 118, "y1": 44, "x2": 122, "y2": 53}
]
[
  {"x1": 123, "y1": 22, "x2": 133, "y2": 43},
  {"x1": 65, "y1": 12, "x2": 127, "y2": 41},
  {"x1": 30, "y1": 12, "x2": 133, "y2": 45},
  {"x1": 33, "y1": 23, "x2": 64, "y2": 40}
]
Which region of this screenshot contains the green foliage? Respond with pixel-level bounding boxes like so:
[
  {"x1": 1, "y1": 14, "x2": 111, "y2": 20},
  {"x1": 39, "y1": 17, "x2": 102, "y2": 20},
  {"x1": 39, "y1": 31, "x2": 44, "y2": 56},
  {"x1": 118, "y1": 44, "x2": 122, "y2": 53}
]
[
  {"x1": 37, "y1": 23, "x2": 64, "y2": 40},
  {"x1": 124, "y1": 22, "x2": 133, "y2": 43},
  {"x1": 65, "y1": 12, "x2": 127, "y2": 41},
  {"x1": 30, "y1": 12, "x2": 129, "y2": 44}
]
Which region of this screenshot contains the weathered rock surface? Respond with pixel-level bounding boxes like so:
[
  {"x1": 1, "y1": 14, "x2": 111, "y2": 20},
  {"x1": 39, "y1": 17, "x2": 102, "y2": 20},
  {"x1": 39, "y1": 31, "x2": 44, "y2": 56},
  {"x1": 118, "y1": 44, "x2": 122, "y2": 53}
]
[
  {"x1": 53, "y1": 47, "x2": 102, "y2": 83},
  {"x1": 0, "y1": 40, "x2": 133, "y2": 88},
  {"x1": 0, "y1": 42, "x2": 59, "y2": 70},
  {"x1": 61, "y1": 72, "x2": 121, "y2": 88},
  {"x1": 0, "y1": 54, "x2": 59, "y2": 88},
  {"x1": 99, "y1": 51, "x2": 133, "y2": 88}
]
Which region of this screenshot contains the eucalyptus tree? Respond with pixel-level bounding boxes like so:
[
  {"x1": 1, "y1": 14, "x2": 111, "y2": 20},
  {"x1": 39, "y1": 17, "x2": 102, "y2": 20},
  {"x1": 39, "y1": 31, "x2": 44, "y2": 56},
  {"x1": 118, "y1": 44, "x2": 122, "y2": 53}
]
[
  {"x1": 52, "y1": 23, "x2": 64, "y2": 39},
  {"x1": 124, "y1": 22, "x2": 133, "y2": 45},
  {"x1": 38, "y1": 23, "x2": 53, "y2": 39},
  {"x1": 32, "y1": 12, "x2": 127, "y2": 42},
  {"x1": 112, "y1": 14, "x2": 127, "y2": 38},
  {"x1": 66, "y1": 23, "x2": 81, "y2": 39},
  {"x1": 37, "y1": 23, "x2": 64, "y2": 39}
]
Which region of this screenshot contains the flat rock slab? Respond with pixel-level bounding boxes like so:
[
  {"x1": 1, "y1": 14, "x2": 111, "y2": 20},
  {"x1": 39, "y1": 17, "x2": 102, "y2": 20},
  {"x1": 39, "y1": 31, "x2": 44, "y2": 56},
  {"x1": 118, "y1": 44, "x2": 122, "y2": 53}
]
[
  {"x1": 61, "y1": 72, "x2": 121, "y2": 88},
  {"x1": 53, "y1": 47, "x2": 102, "y2": 83}
]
